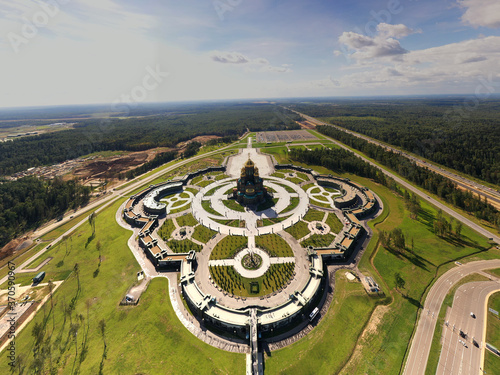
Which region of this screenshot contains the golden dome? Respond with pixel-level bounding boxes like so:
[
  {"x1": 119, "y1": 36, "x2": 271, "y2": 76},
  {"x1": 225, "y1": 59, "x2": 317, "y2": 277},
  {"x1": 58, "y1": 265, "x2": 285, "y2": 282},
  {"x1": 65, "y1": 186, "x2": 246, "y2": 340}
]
[{"x1": 245, "y1": 158, "x2": 255, "y2": 167}]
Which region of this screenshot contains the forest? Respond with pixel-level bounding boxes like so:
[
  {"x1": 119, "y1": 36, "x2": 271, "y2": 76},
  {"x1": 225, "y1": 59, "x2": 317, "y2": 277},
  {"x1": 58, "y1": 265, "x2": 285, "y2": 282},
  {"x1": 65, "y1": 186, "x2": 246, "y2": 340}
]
[
  {"x1": 310, "y1": 125, "x2": 500, "y2": 229},
  {"x1": 0, "y1": 103, "x2": 300, "y2": 176},
  {"x1": 288, "y1": 99, "x2": 500, "y2": 185},
  {"x1": 0, "y1": 177, "x2": 91, "y2": 249}
]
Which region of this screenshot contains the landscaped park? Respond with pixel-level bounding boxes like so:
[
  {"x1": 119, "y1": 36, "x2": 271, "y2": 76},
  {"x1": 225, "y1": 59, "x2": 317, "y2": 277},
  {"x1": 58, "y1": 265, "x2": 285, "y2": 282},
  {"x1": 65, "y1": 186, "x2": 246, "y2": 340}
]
[{"x1": 0, "y1": 129, "x2": 499, "y2": 375}]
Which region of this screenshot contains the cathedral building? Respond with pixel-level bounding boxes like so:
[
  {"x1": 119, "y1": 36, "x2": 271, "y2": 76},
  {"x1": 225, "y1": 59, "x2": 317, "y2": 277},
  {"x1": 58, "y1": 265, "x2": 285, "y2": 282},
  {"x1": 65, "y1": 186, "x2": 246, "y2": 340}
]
[{"x1": 232, "y1": 158, "x2": 268, "y2": 205}]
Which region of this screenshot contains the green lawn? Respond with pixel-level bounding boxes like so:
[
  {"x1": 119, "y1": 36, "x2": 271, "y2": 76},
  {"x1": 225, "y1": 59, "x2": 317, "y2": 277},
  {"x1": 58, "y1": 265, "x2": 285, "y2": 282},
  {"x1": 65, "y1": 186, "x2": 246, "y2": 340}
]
[
  {"x1": 256, "y1": 197, "x2": 278, "y2": 211},
  {"x1": 301, "y1": 234, "x2": 335, "y2": 248},
  {"x1": 340, "y1": 174, "x2": 494, "y2": 375},
  {"x1": 280, "y1": 197, "x2": 300, "y2": 214},
  {"x1": 255, "y1": 234, "x2": 293, "y2": 257},
  {"x1": 223, "y1": 199, "x2": 246, "y2": 212},
  {"x1": 158, "y1": 219, "x2": 176, "y2": 241},
  {"x1": 210, "y1": 235, "x2": 248, "y2": 260},
  {"x1": 486, "y1": 268, "x2": 500, "y2": 278},
  {"x1": 202, "y1": 200, "x2": 222, "y2": 216},
  {"x1": 192, "y1": 225, "x2": 217, "y2": 243},
  {"x1": 487, "y1": 291, "x2": 500, "y2": 348},
  {"x1": 325, "y1": 213, "x2": 344, "y2": 233},
  {"x1": 167, "y1": 238, "x2": 203, "y2": 253},
  {"x1": 484, "y1": 291, "x2": 500, "y2": 374},
  {"x1": 285, "y1": 221, "x2": 310, "y2": 240},
  {"x1": 303, "y1": 209, "x2": 325, "y2": 223},
  {"x1": 484, "y1": 351, "x2": 500, "y2": 375},
  {"x1": 176, "y1": 213, "x2": 198, "y2": 227}
]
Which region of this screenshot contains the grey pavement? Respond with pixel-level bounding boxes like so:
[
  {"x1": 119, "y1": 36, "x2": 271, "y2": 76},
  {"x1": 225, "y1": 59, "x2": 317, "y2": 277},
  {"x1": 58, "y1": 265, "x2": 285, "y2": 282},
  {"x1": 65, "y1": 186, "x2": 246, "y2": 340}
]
[
  {"x1": 437, "y1": 280, "x2": 500, "y2": 375},
  {"x1": 403, "y1": 259, "x2": 500, "y2": 375}
]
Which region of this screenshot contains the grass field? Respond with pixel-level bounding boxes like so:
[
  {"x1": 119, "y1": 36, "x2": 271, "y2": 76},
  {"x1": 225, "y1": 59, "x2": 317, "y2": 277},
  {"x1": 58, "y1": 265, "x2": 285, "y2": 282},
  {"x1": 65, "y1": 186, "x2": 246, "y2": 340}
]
[
  {"x1": 158, "y1": 218, "x2": 176, "y2": 241},
  {"x1": 325, "y1": 213, "x2": 344, "y2": 233},
  {"x1": 223, "y1": 199, "x2": 246, "y2": 212},
  {"x1": 167, "y1": 238, "x2": 203, "y2": 253},
  {"x1": 265, "y1": 270, "x2": 385, "y2": 374},
  {"x1": 176, "y1": 213, "x2": 198, "y2": 227},
  {"x1": 341, "y1": 173, "x2": 495, "y2": 375},
  {"x1": 285, "y1": 221, "x2": 310, "y2": 240},
  {"x1": 301, "y1": 234, "x2": 335, "y2": 248},
  {"x1": 280, "y1": 197, "x2": 300, "y2": 214},
  {"x1": 303, "y1": 209, "x2": 325, "y2": 223},
  {"x1": 192, "y1": 225, "x2": 217, "y2": 243},
  {"x1": 255, "y1": 234, "x2": 294, "y2": 257},
  {"x1": 210, "y1": 235, "x2": 248, "y2": 260},
  {"x1": 202, "y1": 200, "x2": 222, "y2": 216},
  {"x1": 0, "y1": 199, "x2": 244, "y2": 374}
]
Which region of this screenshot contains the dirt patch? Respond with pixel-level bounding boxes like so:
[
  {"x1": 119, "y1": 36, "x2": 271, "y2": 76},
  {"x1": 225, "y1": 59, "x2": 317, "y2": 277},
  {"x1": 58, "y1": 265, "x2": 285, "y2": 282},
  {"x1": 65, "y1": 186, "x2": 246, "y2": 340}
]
[
  {"x1": 360, "y1": 304, "x2": 390, "y2": 340},
  {"x1": 297, "y1": 120, "x2": 316, "y2": 129},
  {"x1": 71, "y1": 148, "x2": 175, "y2": 181},
  {"x1": 177, "y1": 135, "x2": 221, "y2": 148},
  {"x1": 0, "y1": 237, "x2": 25, "y2": 262},
  {"x1": 340, "y1": 304, "x2": 391, "y2": 374}
]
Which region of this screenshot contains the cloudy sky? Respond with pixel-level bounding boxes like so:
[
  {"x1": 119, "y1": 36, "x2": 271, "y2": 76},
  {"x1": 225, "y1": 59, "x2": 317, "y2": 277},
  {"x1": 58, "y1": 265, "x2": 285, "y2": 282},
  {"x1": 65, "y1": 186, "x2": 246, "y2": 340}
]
[{"x1": 0, "y1": 0, "x2": 499, "y2": 107}]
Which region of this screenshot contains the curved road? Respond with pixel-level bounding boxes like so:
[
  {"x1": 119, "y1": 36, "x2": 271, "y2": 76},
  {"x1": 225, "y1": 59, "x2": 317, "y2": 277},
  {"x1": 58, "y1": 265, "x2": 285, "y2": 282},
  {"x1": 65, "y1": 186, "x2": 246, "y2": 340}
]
[
  {"x1": 403, "y1": 260, "x2": 500, "y2": 375},
  {"x1": 437, "y1": 280, "x2": 500, "y2": 375}
]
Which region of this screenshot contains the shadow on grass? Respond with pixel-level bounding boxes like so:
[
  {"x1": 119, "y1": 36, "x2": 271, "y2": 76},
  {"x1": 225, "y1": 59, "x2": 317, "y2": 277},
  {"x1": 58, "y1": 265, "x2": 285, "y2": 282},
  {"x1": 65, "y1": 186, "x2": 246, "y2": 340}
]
[
  {"x1": 85, "y1": 233, "x2": 95, "y2": 248},
  {"x1": 402, "y1": 293, "x2": 422, "y2": 309},
  {"x1": 384, "y1": 245, "x2": 433, "y2": 272}
]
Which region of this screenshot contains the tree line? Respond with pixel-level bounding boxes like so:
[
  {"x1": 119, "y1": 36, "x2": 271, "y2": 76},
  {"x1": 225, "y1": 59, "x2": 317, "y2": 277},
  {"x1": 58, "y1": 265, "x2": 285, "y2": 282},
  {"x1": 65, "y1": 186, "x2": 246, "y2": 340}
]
[
  {"x1": 0, "y1": 104, "x2": 300, "y2": 176},
  {"x1": 0, "y1": 177, "x2": 91, "y2": 249},
  {"x1": 315, "y1": 125, "x2": 500, "y2": 230},
  {"x1": 290, "y1": 99, "x2": 500, "y2": 185}
]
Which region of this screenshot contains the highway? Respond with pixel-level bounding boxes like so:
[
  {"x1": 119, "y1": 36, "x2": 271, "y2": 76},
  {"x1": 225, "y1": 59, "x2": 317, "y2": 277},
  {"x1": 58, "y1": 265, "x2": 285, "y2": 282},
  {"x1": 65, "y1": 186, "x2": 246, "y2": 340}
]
[
  {"x1": 436, "y1": 280, "x2": 500, "y2": 375},
  {"x1": 284, "y1": 115, "x2": 500, "y2": 244},
  {"x1": 288, "y1": 109, "x2": 500, "y2": 210},
  {"x1": 402, "y1": 260, "x2": 500, "y2": 375}
]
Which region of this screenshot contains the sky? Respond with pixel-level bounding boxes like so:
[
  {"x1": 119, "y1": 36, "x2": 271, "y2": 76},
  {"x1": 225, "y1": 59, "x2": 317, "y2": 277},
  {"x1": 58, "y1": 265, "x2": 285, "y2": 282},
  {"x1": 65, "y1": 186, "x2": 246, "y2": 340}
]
[{"x1": 0, "y1": 0, "x2": 499, "y2": 107}]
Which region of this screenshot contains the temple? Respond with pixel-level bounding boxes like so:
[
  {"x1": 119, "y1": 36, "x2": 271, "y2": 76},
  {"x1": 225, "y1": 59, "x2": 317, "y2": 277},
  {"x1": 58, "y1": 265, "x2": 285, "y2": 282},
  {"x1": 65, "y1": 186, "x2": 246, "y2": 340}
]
[{"x1": 233, "y1": 157, "x2": 268, "y2": 205}]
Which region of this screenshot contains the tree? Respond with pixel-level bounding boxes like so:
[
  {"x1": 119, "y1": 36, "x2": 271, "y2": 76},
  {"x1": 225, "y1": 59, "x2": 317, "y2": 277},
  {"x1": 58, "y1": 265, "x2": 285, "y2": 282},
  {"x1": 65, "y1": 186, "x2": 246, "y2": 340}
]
[
  {"x1": 96, "y1": 240, "x2": 102, "y2": 265},
  {"x1": 394, "y1": 273, "x2": 405, "y2": 291},
  {"x1": 88, "y1": 212, "x2": 96, "y2": 236},
  {"x1": 74, "y1": 263, "x2": 80, "y2": 291},
  {"x1": 48, "y1": 279, "x2": 55, "y2": 331},
  {"x1": 98, "y1": 319, "x2": 107, "y2": 350},
  {"x1": 455, "y1": 221, "x2": 463, "y2": 238},
  {"x1": 392, "y1": 228, "x2": 406, "y2": 251}
]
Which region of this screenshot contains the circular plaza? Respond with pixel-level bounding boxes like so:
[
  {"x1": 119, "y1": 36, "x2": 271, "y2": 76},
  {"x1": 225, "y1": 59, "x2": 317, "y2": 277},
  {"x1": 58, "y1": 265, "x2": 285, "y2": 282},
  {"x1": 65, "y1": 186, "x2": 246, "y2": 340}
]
[{"x1": 121, "y1": 144, "x2": 379, "y2": 342}]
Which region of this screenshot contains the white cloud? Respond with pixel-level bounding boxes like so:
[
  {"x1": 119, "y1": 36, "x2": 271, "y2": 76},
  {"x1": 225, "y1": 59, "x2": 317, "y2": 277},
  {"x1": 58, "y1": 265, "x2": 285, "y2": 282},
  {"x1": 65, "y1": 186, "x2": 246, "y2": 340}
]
[
  {"x1": 210, "y1": 51, "x2": 250, "y2": 64},
  {"x1": 336, "y1": 23, "x2": 418, "y2": 61},
  {"x1": 459, "y1": 0, "x2": 500, "y2": 28},
  {"x1": 210, "y1": 50, "x2": 292, "y2": 73},
  {"x1": 329, "y1": 35, "x2": 500, "y2": 93},
  {"x1": 377, "y1": 23, "x2": 419, "y2": 39}
]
